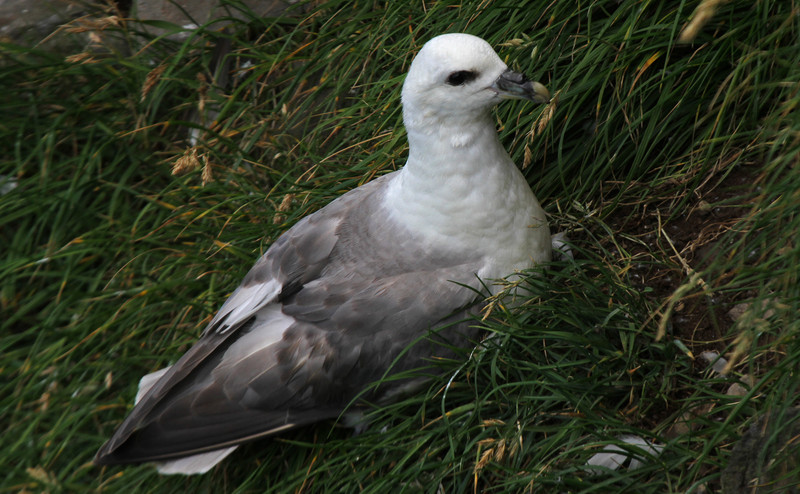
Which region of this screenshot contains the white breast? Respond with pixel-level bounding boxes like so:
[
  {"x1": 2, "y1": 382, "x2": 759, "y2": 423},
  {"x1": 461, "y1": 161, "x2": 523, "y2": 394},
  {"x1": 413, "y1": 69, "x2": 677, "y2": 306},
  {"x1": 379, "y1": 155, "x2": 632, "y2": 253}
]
[{"x1": 383, "y1": 118, "x2": 550, "y2": 285}]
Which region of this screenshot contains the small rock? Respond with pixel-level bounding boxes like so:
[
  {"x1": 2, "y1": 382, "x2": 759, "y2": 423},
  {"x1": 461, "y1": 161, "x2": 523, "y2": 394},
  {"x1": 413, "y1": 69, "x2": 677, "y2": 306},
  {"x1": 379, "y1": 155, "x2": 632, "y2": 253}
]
[
  {"x1": 0, "y1": 175, "x2": 18, "y2": 195},
  {"x1": 699, "y1": 350, "x2": 728, "y2": 376},
  {"x1": 728, "y1": 299, "x2": 777, "y2": 322},
  {"x1": 727, "y1": 303, "x2": 749, "y2": 321},
  {"x1": 726, "y1": 375, "x2": 754, "y2": 397}
]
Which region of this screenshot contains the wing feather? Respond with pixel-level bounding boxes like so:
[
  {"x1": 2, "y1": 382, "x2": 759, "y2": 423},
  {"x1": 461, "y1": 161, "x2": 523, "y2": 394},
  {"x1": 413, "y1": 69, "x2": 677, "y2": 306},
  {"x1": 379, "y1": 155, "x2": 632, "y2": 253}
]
[{"x1": 95, "y1": 173, "x2": 489, "y2": 467}]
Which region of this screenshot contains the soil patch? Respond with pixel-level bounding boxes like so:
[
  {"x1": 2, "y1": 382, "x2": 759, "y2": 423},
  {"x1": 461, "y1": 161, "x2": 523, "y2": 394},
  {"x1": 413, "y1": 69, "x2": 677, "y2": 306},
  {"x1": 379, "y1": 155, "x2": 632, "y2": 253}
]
[{"x1": 603, "y1": 165, "x2": 758, "y2": 355}]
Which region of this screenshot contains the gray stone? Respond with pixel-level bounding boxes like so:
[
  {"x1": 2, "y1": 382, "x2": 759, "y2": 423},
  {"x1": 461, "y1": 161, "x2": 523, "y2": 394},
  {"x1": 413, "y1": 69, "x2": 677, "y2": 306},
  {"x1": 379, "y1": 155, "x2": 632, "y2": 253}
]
[
  {"x1": 0, "y1": 0, "x2": 86, "y2": 45},
  {"x1": 0, "y1": 0, "x2": 306, "y2": 48},
  {"x1": 133, "y1": 0, "x2": 303, "y2": 38},
  {"x1": 721, "y1": 407, "x2": 800, "y2": 493}
]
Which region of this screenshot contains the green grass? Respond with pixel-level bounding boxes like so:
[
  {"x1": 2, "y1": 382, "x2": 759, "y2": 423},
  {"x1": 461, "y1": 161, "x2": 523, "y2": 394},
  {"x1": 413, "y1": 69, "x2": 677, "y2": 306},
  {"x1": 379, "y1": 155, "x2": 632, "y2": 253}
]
[{"x1": 2, "y1": 0, "x2": 799, "y2": 492}]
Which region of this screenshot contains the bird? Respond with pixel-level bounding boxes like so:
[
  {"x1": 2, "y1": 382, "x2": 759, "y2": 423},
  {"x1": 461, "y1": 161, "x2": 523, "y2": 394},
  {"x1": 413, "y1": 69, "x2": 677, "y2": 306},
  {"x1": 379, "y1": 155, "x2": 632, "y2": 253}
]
[{"x1": 94, "y1": 32, "x2": 552, "y2": 475}]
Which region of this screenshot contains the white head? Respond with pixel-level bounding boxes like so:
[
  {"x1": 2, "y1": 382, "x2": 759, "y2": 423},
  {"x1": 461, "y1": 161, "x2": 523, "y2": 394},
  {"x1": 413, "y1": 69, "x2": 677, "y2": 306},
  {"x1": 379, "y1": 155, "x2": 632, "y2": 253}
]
[{"x1": 401, "y1": 33, "x2": 549, "y2": 130}]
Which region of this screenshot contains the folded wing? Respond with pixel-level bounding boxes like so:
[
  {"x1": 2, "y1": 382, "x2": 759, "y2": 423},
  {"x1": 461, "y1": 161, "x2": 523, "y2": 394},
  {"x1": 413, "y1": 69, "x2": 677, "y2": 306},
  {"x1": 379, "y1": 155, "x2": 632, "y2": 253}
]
[{"x1": 95, "y1": 174, "x2": 487, "y2": 467}]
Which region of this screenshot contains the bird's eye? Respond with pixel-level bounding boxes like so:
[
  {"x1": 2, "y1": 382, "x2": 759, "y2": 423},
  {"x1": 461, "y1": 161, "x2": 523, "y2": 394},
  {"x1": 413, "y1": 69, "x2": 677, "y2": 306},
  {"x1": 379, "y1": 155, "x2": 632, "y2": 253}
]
[{"x1": 445, "y1": 70, "x2": 477, "y2": 86}]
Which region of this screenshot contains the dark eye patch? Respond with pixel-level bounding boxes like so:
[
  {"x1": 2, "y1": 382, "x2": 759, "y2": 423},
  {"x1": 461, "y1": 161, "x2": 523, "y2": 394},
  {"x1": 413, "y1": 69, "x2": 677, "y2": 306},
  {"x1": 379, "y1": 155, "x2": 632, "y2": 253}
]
[{"x1": 445, "y1": 70, "x2": 478, "y2": 86}]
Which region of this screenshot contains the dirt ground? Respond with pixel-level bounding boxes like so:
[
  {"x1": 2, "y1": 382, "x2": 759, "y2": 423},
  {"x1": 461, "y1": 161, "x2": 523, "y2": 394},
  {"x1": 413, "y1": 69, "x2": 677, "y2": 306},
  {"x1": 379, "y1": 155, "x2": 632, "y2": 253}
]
[{"x1": 604, "y1": 164, "x2": 759, "y2": 355}]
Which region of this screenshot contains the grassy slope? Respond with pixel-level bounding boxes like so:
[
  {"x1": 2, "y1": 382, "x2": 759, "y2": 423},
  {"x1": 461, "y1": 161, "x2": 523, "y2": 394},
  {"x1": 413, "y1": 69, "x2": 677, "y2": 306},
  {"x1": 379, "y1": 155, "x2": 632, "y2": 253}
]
[{"x1": 2, "y1": 0, "x2": 798, "y2": 492}]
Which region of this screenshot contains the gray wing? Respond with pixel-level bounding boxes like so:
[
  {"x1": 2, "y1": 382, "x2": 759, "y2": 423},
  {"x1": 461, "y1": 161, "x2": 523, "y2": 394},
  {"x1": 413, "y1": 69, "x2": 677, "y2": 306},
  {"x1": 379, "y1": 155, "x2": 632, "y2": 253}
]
[{"x1": 95, "y1": 173, "x2": 487, "y2": 465}]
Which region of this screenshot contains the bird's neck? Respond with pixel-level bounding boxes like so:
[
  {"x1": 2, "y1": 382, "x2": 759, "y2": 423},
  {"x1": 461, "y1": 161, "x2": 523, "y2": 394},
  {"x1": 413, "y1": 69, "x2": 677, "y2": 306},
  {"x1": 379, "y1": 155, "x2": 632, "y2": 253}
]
[
  {"x1": 400, "y1": 113, "x2": 506, "y2": 191},
  {"x1": 383, "y1": 113, "x2": 547, "y2": 272}
]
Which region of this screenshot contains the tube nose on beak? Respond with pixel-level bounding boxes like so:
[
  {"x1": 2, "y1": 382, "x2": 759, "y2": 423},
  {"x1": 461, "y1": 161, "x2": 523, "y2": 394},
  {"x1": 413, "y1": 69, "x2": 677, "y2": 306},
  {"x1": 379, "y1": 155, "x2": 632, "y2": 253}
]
[{"x1": 492, "y1": 69, "x2": 550, "y2": 104}]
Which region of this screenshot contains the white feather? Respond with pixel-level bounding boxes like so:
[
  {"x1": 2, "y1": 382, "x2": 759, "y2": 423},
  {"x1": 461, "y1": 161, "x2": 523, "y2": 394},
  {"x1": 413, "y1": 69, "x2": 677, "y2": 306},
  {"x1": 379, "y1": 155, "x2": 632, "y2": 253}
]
[
  {"x1": 585, "y1": 435, "x2": 664, "y2": 472},
  {"x1": 136, "y1": 367, "x2": 171, "y2": 404},
  {"x1": 155, "y1": 447, "x2": 238, "y2": 475},
  {"x1": 217, "y1": 303, "x2": 294, "y2": 366},
  {"x1": 206, "y1": 279, "x2": 280, "y2": 335}
]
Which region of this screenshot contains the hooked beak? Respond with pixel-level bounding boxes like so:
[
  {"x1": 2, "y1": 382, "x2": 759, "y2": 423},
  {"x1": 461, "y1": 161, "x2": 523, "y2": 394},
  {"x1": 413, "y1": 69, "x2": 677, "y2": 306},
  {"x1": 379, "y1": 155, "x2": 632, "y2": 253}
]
[{"x1": 490, "y1": 69, "x2": 550, "y2": 104}]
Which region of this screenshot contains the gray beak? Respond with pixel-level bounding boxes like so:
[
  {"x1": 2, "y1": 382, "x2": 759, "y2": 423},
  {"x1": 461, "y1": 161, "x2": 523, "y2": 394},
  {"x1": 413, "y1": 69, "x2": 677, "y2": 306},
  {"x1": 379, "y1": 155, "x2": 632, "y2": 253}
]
[{"x1": 491, "y1": 69, "x2": 550, "y2": 104}]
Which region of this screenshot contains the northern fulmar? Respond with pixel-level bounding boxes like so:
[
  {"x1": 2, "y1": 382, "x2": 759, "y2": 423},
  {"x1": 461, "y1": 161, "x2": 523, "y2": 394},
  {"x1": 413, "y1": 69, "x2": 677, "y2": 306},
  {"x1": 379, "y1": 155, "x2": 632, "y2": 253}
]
[{"x1": 95, "y1": 32, "x2": 552, "y2": 475}]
